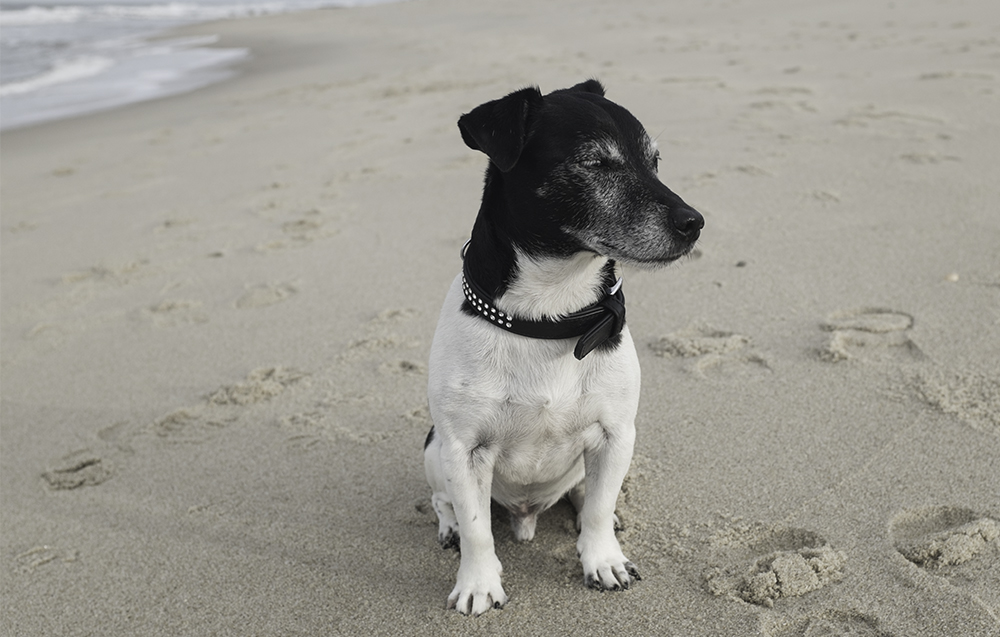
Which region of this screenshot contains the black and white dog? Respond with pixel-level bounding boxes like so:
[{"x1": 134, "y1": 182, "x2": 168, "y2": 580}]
[{"x1": 423, "y1": 80, "x2": 703, "y2": 615}]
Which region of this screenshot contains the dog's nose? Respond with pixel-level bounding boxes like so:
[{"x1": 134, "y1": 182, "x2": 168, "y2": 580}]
[{"x1": 671, "y1": 208, "x2": 704, "y2": 239}]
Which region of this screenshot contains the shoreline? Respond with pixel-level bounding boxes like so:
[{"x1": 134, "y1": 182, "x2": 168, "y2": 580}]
[
  {"x1": 0, "y1": 0, "x2": 400, "y2": 132},
  {"x1": 3, "y1": 0, "x2": 999, "y2": 635}
]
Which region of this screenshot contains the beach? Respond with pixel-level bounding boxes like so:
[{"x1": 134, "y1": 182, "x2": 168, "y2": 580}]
[{"x1": 2, "y1": 0, "x2": 999, "y2": 634}]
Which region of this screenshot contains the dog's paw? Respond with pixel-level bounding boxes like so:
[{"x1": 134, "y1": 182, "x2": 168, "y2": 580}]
[
  {"x1": 438, "y1": 527, "x2": 460, "y2": 551},
  {"x1": 431, "y1": 493, "x2": 460, "y2": 550},
  {"x1": 580, "y1": 547, "x2": 641, "y2": 591},
  {"x1": 447, "y1": 556, "x2": 507, "y2": 616}
]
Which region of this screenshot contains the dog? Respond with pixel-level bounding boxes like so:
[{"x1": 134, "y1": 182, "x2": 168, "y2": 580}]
[{"x1": 423, "y1": 80, "x2": 703, "y2": 615}]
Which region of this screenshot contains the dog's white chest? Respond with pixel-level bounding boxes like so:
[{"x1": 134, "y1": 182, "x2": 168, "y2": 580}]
[
  {"x1": 461, "y1": 354, "x2": 611, "y2": 506},
  {"x1": 428, "y1": 276, "x2": 641, "y2": 505},
  {"x1": 490, "y1": 366, "x2": 596, "y2": 472}
]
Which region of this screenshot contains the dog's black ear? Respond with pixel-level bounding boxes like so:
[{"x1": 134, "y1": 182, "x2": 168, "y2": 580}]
[
  {"x1": 458, "y1": 86, "x2": 543, "y2": 173},
  {"x1": 564, "y1": 79, "x2": 606, "y2": 96}
]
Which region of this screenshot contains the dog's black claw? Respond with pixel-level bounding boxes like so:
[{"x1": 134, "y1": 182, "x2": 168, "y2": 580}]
[
  {"x1": 585, "y1": 573, "x2": 623, "y2": 591},
  {"x1": 625, "y1": 561, "x2": 641, "y2": 581}
]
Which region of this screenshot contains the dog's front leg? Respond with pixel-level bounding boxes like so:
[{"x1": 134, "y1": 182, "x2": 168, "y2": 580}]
[
  {"x1": 577, "y1": 423, "x2": 641, "y2": 591},
  {"x1": 441, "y1": 439, "x2": 507, "y2": 615}
]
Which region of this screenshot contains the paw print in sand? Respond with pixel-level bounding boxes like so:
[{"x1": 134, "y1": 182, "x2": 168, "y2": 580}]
[
  {"x1": 650, "y1": 322, "x2": 770, "y2": 378},
  {"x1": 819, "y1": 308, "x2": 922, "y2": 362}
]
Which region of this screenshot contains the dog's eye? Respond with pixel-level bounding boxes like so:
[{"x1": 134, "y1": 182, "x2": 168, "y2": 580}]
[{"x1": 579, "y1": 158, "x2": 608, "y2": 169}]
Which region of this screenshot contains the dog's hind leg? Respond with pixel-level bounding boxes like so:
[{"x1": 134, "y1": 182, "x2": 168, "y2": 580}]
[
  {"x1": 424, "y1": 431, "x2": 460, "y2": 549},
  {"x1": 509, "y1": 507, "x2": 538, "y2": 542},
  {"x1": 568, "y1": 481, "x2": 586, "y2": 532},
  {"x1": 433, "y1": 494, "x2": 460, "y2": 550}
]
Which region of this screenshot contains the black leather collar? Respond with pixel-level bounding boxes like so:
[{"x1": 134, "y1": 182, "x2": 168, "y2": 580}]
[{"x1": 461, "y1": 257, "x2": 626, "y2": 360}]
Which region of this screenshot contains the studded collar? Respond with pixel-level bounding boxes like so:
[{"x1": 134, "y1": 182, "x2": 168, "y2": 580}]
[{"x1": 460, "y1": 256, "x2": 626, "y2": 360}]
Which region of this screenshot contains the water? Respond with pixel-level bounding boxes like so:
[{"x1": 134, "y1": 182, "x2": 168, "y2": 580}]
[{"x1": 0, "y1": 0, "x2": 396, "y2": 129}]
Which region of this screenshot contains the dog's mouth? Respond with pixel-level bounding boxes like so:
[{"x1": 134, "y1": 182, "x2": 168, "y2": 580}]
[
  {"x1": 641, "y1": 247, "x2": 698, "y2": 267},
  {"x1": 660, "y1": 248, "x2": 695, "y2": 263},
  {"x1": 589, "y1": 239, "x2": 699, "y2": 268}
]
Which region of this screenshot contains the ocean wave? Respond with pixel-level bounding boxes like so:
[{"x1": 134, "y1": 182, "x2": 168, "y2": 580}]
[
  {"x1": 0, "y1": 5, "x2": 85, "y2": 25},
  {"x1": 0, "y1": 40, "x2": 249, "y2": 129},
  {"x1": 0, "y1": 0, "x2": 400, "y2": 128},
  {"x1": 0, "y1": 55, "x2": 114, "y2": 96},
  {"x1": 0, "y1": 2, "x2": 294, "y2": 26}
]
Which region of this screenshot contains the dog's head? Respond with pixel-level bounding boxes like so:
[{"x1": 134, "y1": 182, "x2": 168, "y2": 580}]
[{"x1": 459, "y1": 80, "x2": 703, "y2": 267}]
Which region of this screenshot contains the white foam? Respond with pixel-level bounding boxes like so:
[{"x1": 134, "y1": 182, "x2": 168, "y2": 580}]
[
  {"x1": 0, "y1": 56, "x2": 114, "y2": 96},
  {"x1": 0, "y1": 3, "x2": 284, "y2": 26},
  {"x1": 0, "y1": 5, "x2": 86, "y2": 25},
  {"x1": 0, "y1": 0, "x2": 406, "y2": 129},
  {"x1": 0, "y1": 37, "x2": 248, "y2": 129},
  {"x1": 0, "y1": 0, "x2": 389, "y2": 26}
]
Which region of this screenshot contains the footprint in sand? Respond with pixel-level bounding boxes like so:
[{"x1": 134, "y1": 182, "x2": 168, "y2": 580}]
[
  {"x1": 255, "y1": 210, "x2": 337, "y2": 252},
  {"x1": 15, "y1": 546, "x2": 79, "y2": 574},
  {"x1": 234, "y1": 282, "x2": 298, "y2": 309},
  {"x1": 819, "y1": 308, "x2": 922, "y2": 362},
  {"x1": 38, "y1": 419, "x2": 146, "y2": 491},
  {"x1": 650, "y1": 322, "x2": 770, "y2": 378},
  {"x1": 834, "y1": 107, "x2": 947, "y2": 138},
  {"x1": 207, "y1": 366, "x2": 308, "y2": 406},
  {"x1": 340, "y1": 308, "x2": 422, "y2": 360},
  {"x1": 705, "y1": 526, "x2": 848, "y2": 608},
  {"x1": 889, "y1": 506, "x2": 1000, "y2": 615},
  {"x1": 280, "y1": 409, "x2": 393, "y2": 449},
  {"x1": 281, "y1": 308, "x2": 425, "y2": 449},
  {"x1": 150, "y1": 368, "x2": 307, "y2": 444},
  {"x1": 142, "y1": 299, "x2": 209, "y2": 327},
  {"x1": 281, "y1": 209, "x2": 336, "y2": 244},
  {"x1": 150, "y1": 409, "x2": 228, "y2": 445},
  {"x1": 37, "y1": 367, "x2": 309, "y2": 494},
  {"x1": 890, "y1": 506, "x2": 999, "y2": 569},
  {"x1": 41, "y1": 451, "x2": 113, "y2": 490},
  {"x1": 62, "y1": 259, "x2": 152, "y2": 287},
  {"x1": 764, "y1": 610, "x2": 892, "y2": 637}
]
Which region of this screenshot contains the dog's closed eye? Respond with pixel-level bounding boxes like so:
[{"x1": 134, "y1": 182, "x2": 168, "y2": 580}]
[
  {"x1": 577, "y1": 153, "x2": 625, "y2": 170},
  {"x1": 576, "y1": 139, "x2": 627, "y2": 170}
]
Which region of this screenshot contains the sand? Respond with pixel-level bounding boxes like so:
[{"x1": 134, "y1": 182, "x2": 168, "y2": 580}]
[{"x1": 2, "y1": 0, "x2": 999, "y2": 634}]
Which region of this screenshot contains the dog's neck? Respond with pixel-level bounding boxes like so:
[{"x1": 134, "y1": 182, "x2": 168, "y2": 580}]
[
  {"x1": 499, "y1": 251, "x2": 612, "y2": 320},
  {"x1": 464, "y1": 233, "x2": 616, "y2": 322}
]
